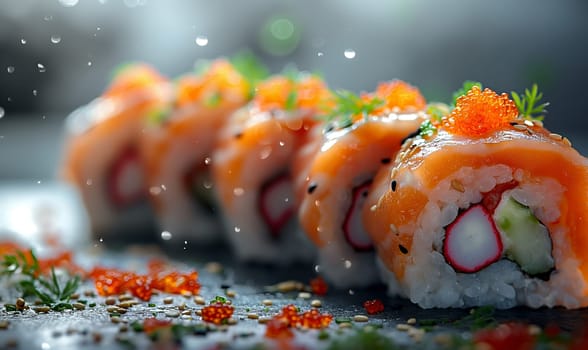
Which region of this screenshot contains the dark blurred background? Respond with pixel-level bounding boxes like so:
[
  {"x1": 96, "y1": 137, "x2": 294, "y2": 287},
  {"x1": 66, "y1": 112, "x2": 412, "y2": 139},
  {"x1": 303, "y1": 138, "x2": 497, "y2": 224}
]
[{"x1": 0, "y1": 0, "x2": 587, "y2": 180}]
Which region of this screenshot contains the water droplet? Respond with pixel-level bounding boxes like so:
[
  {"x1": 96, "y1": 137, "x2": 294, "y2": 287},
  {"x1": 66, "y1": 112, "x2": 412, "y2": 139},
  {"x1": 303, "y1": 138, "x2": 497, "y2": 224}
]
[
  {"x1": 161, "y1": 230, "x2": 172, "y2": 240},
  {"x1": 204, "y1": 157, "x2": 212, "y2": 165},
  {"x1": 44, "y1": 15, "x2": 53, "y2": 21},
  {"x1": 41, "y1": 115, "x2": 46, "y2": 120},
  {"x1": 344, "y1": 49, "x2": 356, "y2": 59},
  {"x1": 184, "y1": 240, "x2": 188, "y2": 245},
  {"x1": 0, "y1": 107, "x2": 4, "y2": 119},
  {"x1": 32, "y1": 90, "x2": 38, "y2": 96},
  {"x1": 6, "y1": 97, "x2": 11, "y2": 102},
  {"x1": 50, "y1": 35, "x2": 61, "y2": 44},
  {"x1": 87, "y1": 61, "x2": 92, "y2": 66},
  {"x1": 317, "y1": 52, "x2": 324, "y2": 57},
  {"x1": 161, "y1": 184, "x2": 167, "y2": 191},
  {"x1": 86, "y1": 179, "x2": 93, "y2": 186},
  {"x1": 37, "y1": 63, "x2": 46, "y2": 72},
  {"x1": 314, "y1": 265, "x2": 321, "y2": 273},
  {"x1": 348, "y1": 289, "x2": 355, "y2": 295},
  {"x1": 233, "y1": 187, "x2": 245, "y2": 196},
  {"x1": 59, "y1": 0, "x2": 79, "y2": 7},
  {"x1": 279, "y1": 141, "x2": 285, "y2": 146},
  {"x1": 344, "y1": 260, "x2": 352, "y2": 269},
  {"x1": 234, "y1": 226, "x2": 241, "y2": 232},
  {"x1": 195, "y1": 35, "x2": 208, "y2": 47},
  {"x1": 97, "y1": 27, "x2": 101, "y2": 31},
  {"x1": 6, "y1": 66, "x2": 14, "y2": 73},
  {"x1": 20, "y1": 38, "x2": 27, "y2": 45},
  {"x1": 203, "y1": 180, "x2": 213, "y2": 189},
  {"x1": 37, "y1": 180, "x2": 42, "y2": 184},
  {"x1": 99, "y1": 237, "x2": 104, "y2": 243}
]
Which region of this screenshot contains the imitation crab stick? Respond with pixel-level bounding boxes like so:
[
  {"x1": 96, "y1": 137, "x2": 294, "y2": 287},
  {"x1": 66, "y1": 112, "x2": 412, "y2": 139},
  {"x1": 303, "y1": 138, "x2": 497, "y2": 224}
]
[
  {"x1": 294, "y1": 81, "x2": 428, "y2": 287},
  {"x1": 363, "y1": 84, "x2": 588, "y2": 309}
]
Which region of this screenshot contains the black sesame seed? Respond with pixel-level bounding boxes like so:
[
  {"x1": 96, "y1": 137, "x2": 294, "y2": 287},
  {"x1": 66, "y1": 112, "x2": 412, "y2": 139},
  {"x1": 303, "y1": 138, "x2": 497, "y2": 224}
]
[
  {"x1": 391, "y1": 180, "x2": 397, "y2": 192},
  {"x1": 509, "y1": 122, "x2": 518, "y2": 126},
  {"x1": 234, "y1": 132, "x2": 243, "y2": 139},
  {"x1": 380, "y1": 158, "x2": 391, "y2": 164},
  {"x1": 362, "y1": 190, "x2": 368, "y2": 197},
  {"x1": 307, "y1": 183, "x2": 318, "y2": 194},
  {"x1": 399, "y1": 244, "x2": 408, "y2": 254},
  {"x1": 220, "y1": 283, "x2": 231, "y2": 289}
]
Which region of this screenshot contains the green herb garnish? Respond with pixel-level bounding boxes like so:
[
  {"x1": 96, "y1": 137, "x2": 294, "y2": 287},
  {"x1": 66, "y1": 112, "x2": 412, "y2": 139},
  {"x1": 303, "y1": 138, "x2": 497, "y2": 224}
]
[
  {"x1": 322, "y1": 90, "x2": 383, "y2": 129},
  {"x1": 204, "y1": 92, "x2": 222, "y2": 108},
  {"x1": 284, "y1": 90, "x2": 298, "y2": 111},
  {"x1": 511, "y1": 84, "x2": 549, "y2": 121},
  {"x1": 426, "y1": 103, "x2": 450, "y2": 123},
  {"x1": 1, "y1": 249, "x2": 81, "y2": 311},
  {"x1": 211, "y1": 295, "x2": 227, "y2": 304},
  {"x1": 452, "y1": 81, "x2": 483, "y2": 106},
  {"x1": 419, "y1": 120, "x2": 436, "y2": 137},
  {"x1": 147, "y1": 108, "x2": 170, "y2": 125},
  {"x1": 230, "y1": 51, "x2": 269, "y2": 89}
]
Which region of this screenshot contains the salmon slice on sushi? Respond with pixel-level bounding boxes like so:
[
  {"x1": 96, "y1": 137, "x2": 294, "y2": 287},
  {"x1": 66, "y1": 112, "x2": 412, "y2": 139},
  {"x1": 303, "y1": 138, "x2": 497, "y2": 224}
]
[
  {"x1": 212, "y1": 71, "x2": 332, "y2": 263},
  {"x1": 294, "y1": 81, "x2": 428, "y2": 287},
  {"x1": 363, "y1": 83, "x2": 588, "y2": 309},
  {"x1": 61, "y1": 64, "x2": 171, "y2": 237},
  {"x1": 140, "y1": 56, "x2": 267, "y2": 243}
]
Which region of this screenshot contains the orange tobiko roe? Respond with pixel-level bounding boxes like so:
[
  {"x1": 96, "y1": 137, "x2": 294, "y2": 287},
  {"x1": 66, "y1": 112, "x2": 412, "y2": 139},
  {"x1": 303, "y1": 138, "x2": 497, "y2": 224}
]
[
  {"x1": 442, "y1": 86, "x2": 519, "y2": 137},
  {"x1": 201, "y1": 302, "x2": 235, "y2": 324},
  {"x1": 254, "y1": 75, "x2": 331, "y2": 112},
  {"x1": 103, "y1": 64, "x2": 165, "y2": 98},
  {"x1": 374, "y1": 80, "x2": 427, "y2": 114},
  {"x1": 175, "y1": 60, "x2": 249, "y2": 108}
]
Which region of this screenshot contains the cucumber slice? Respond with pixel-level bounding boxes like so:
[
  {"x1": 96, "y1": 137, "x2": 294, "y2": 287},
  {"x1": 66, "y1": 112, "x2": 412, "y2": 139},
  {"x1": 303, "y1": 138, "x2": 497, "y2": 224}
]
[{"x1": 494, "y1": 196, "x2": 554, "y2": 276}]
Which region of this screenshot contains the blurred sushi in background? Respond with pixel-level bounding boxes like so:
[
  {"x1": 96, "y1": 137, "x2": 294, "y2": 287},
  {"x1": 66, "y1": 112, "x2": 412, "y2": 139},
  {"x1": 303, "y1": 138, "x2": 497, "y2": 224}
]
[
  {"x1": 295, "y1": 80, "x2": 428, "y2": 287},
  {"x1": 60, "y1": 64, "x2": 171, "y2": 238},
  {"x1": 140, "y1": 54, "x2": 267, "y2": 244},
  {"x1": 211, "y1": 70, "x2": 332, "y2": 263}
]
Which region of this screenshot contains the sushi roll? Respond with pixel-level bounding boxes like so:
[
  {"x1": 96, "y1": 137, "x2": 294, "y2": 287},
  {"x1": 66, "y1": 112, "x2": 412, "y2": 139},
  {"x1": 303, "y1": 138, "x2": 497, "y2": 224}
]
[
  {"x1": 363, "y1": 84, "x2": 588, "y2": 308},
  {"x1": 212, "y1": 71, "x2": 332, "y2": 263},
  {"x1": 295, "y1": 81, "x2": 428, "y2": 287},
  {"x1": 61, "y1": 64, "x2": 171, "y2": 237},
  {"x1": 140, "y1": 57, "x2": 265, "y2": 243}
]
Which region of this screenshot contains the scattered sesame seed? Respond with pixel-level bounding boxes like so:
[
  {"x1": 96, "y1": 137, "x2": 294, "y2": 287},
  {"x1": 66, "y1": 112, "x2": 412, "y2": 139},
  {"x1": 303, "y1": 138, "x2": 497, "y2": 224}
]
[
  {"x1": 528, "y1": 325, "x2": 541, "y2": 335},
  {"x1": 70, "y1": 293, "x2": 80, "y2": 300},
  {"x1": 513, "y1": 124, "x2": 528, "y2": 131},
  {"x1": 563, "y1": 137, "x2": 572, "y2": 147},
  {"x1": 227, "y1": 318, "x2": 238, "y2": 325},
  {"x1": 15, "y1": 298, "x2": 25, "y2": 311},
  {"x1": 311, "y1": 300, "x2": 322, "y2": 308},
  {"x1": 370, "y1": 204, "x2": 377, "y2": 212},
  {"x1": 381, "y1": 158, "x2": 391, "y2": 164},
  {"x1": 391, "y1": 180, "x2": 397, "y2": 192},
  {"x1": 247, "y1": 313, "x2": 259, "y2": 320},
  {"x1": 205, "y1": 262, "x2": 224, "y2": 274},
  {"x1": 177, "y1": 303, "x2": 187, "y2": 311},
  {"x1": 0, "y1": 320, "x2": 9, "y2": 329},
  {"x1": 307, "y1": 183, "x2": 318, "y2": 194},
  {"x1": 225, "y1": 289, "x2": 236, "y2": 298},
  {"x1": 119, "y1": 325, "x2": 128, "y2": 333},
  {"x1": 195, "y1": 309, "x2": 202, "y2": 316},
  {"x1": 181, "y1": 310, "x2": 192, "y2": 316},
  {"x1": 450, "y1": 179, "x2": 465, "y2": 193},
  {"x1": 523, "y1": 120, "x2": 534, "y2": 127},
  {"x1": 181, "y1": 291, "x2": 192, "y2": 298},
  {"x1": 399, "y1": 244, "x2": 409, "y2": 254},
  {"x1": 165, "y1": 310, "x2": 180, "y2": 318},
  {"x1": 105, "y1": 297, "x2": 116, "y2": 305},
  {"x1": 389, "y1": 224, "x2": 398, "y2": 235},
  {"x1": 407, "y1": 318, "x2": 417, "y2": 325},
  {"x1": 408, "y1": 327, "x2": 425, "y2": 342},
  {"x1": 73, "y1": 303, "x2": 86, "y2": 310},
  {"x1": 110, "y1": 316, "x2": 121, "y2": 324},
  {"x1": 194, "y1": 296, "x2": 206, "y2": 305},
  {"x1": 258, "y1": 317, "x2": 271, "y2": 324},
  {"x1": 118, "y1": 294, "x2": 133, "y2": 302},
  {"x1": 32, "y1": 306, "x2": 51, "y2": 313},
  {"x1": 353, "y1": 315, "x2": 369, "y2": 323},
  {"x1": 163, "y1": 297, "x2": 174, "y2": 305},
  {"x1": 338, "y1": 322, "x2": 352, "y2": 329},
  {"x1": 396, "y1": 323, "x2": 411, "y2": 331},
  {"x1": 118, "y1": 301, "x2": 133, "y2": 309},
  {"x1": 298, "y1": 292, "x2": 311, "y2": 299},
  {"x1": 262, "y1": 299, "x2": 273, "y2": 306},
  {"x1": 84, "y1": 290, "x2": 96, "y2": 297}
]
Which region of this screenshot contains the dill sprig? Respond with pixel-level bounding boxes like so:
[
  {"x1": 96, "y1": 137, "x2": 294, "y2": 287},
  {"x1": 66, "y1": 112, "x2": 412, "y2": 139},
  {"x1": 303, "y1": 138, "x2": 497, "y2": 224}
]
[
  {"x1": 1, "y1": 249, "x2": 81, "y2": 311},
  {"x1": 230, "y1": 51, "x2": 269, "y2": 97},
  {"x1": 322, "y1": 90, "x2": 383, "y2": 129},
  {"x1": 452, "y1": 81, "x2": 483, "y2": 106},
  {"x1": 511, "y1": 84, "x2": 549, "y2": 121}
]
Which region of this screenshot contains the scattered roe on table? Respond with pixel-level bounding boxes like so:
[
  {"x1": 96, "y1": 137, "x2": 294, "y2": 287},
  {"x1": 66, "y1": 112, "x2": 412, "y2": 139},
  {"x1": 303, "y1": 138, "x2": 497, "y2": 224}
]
[
  {"x1": 265, "y1": 304, "x2": 333, "y2": 338},
  {"x1": 201, "y1": 297, "x2": 235, "y2": 325},
  {"x1": 442, "y1": 85, "x2": 518, "y2": 137},
  {"x1": 310, "y1": 276, "x2": 328, "y2": 296},
  {"x1": 363, "y1": 299, "x2": 385, "y2": 315}
]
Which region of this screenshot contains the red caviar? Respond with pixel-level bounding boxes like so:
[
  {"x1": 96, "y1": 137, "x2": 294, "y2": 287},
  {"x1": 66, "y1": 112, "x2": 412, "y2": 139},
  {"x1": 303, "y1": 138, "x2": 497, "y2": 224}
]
[
  {"x1": 201, "y1": 301, "x2": 235, "y2": 325},
  {"x1": 374, "y1": 80, "x2": 427, "y2": 114},
  {"x1": 443, "y1": 86, "x2": 518, "y2": 137},
  {"x1": 363, "y1": 299, "x2": 385, "y2": 315},
  {"x1": 89, "y1": 266, "x2": 200, "y2": 301},
  {"x1": 271, "y1": 304, "x2": 332, "y2": 330},
  {"x1": 310, "y1": 276, "x2": 328, "y2": 296}
]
